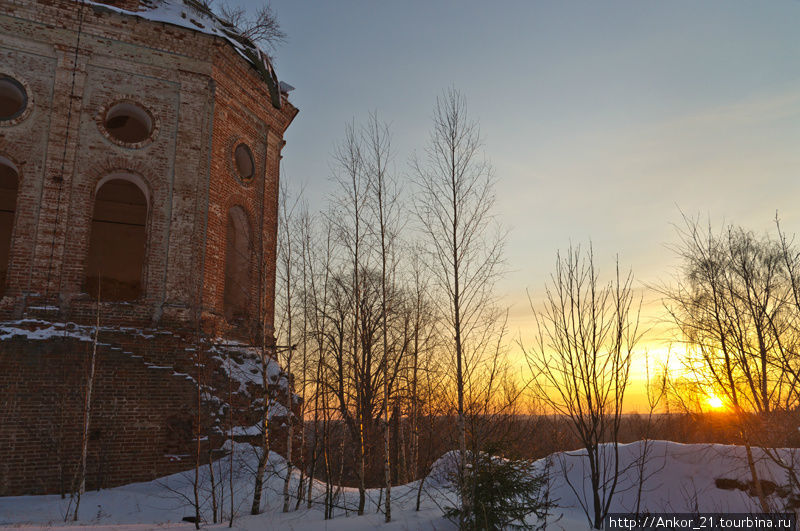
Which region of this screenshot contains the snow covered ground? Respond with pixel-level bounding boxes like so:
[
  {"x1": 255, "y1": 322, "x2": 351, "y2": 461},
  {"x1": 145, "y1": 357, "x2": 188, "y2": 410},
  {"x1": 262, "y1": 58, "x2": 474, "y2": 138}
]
[{"x1": 0, "y1": 440, "x2": 795, "y2": 530}]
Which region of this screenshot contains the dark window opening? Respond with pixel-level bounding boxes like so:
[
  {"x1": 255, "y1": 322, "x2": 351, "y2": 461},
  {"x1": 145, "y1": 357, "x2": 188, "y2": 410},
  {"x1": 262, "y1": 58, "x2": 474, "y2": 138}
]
[
  {"x1": 223, "y1": 206, "x2": 252, "y2": 322},
  {"x1": 85, "y1": 178, "x2": 147, "y2": 301},
  {"x1": 0, "y1": 157, "x2": 19, "y2": 296},
  {"x1": 0, "y1": 77, "x2": 27, "y2": 121},
  {"x1": 104, "y1": 102, "x2": 153, "y2": 144},
  {"x1": 234, "y1": 143, "x2": 254, "y2": 180}
]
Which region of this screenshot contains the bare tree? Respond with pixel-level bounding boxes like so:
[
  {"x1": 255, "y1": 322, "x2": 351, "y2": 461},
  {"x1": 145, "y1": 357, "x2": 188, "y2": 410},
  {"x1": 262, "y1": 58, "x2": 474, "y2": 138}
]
[
  {"x1": 328, "y1": 120, "x2": 370, "y2": 514},
  {"x1": 293, "y1": 205, "x2": 312, "y2": 511},
  {"x1": 405, "y1": 247, "x2": 438, "y2": 502},
  {"x1": 630, "y1": 353, "x2": 669, "y2": 517},
  {"x1": 297, "y1": 210, "x2": 339, "y2": 518},
  {"x1": 191, "y1": 331, "x2": 204, "y2": 528},
  {"x1": 276, "y1": 182, "x2": 300, "y2": 513},
  {"x1": 662, "y1": 216, "x2": 800, "y2": 512},
  {"x1": 250, "y1": 264, "x2": 275, "y2": 515},
  {"x1": 193, "y1": 0, "x2": 286, "y2": 55},
  {"x1": 363, "y1": 111, "x2": 401, "y2": 522},
  {"x1": 218, "y1": 2, "x2": 286, "y2": 52},
  {"x1": 304, "y1": 214, "x2": 334, "y2": 512},
  {"x1": 412, "y1": 88, "x2": 505, "y2": 525},
  {"x1": 250, "y1": 350, "x2": 271, "y2": 515},
  {"x1": 524, "y1": 244, "x2": 641, "y2": 529}
]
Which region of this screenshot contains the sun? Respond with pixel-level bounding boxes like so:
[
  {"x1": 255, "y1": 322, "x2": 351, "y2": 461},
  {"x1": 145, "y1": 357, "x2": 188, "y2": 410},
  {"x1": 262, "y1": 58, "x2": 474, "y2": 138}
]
[{"x1": 706, "y1": 394, "x2": 725, "y2": 410}]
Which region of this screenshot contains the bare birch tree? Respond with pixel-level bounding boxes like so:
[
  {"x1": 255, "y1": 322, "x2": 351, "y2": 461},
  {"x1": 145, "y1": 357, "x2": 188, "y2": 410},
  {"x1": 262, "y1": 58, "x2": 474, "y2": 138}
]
[
  {"x1": 412, "y1": 88, "x2": 505, "y2": 526},
  {"x1": 250, "y1": 245, "x2": 276, "y2": 516},
  {"x1": 304, "y1": 214, "x2": 334, "y2": 512},
  {"x1": 227, "y1": 355, "x2": 235, "y2": 527},
  {"x1": 363, "y1": 111, "x2": 401, "y2": 522},
  {"x1": 276, "y1": 182, "x2": 301, "y2": 513},
  {"x1": 406, "y1": 246, "x2": 438, "y2": 499},
  {"x1": 524, "y1": 244, "x2": 641, "y2": 529},
  {"x1": 329, "y1": 120, "x2": 370, "y2": 514},
  {"x1": 70, "y1": 281, "x2": 101, "y2": 522},
  {"x1": 192, "y1": 331, "x2": 203, "y2": 528},
  {"x1": 293, "y1": 205, "x2": 312, "y2": 510}
]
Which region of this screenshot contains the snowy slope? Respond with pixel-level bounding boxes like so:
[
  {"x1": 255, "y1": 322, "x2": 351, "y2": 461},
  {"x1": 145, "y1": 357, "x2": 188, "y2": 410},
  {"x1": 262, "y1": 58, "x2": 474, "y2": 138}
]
[
  {"x1": 0, "y1": 440, "x2": 795, "y2": 530},
  {"x1": 547, "y1": 440, "x2": 795, "y2": 527}
]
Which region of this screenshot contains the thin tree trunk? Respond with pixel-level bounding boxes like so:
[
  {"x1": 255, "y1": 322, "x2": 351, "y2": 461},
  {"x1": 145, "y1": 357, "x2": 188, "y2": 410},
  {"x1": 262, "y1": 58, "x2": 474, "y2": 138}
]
[
  {"x1": 357, "y1": 424, "x2": 366, "y2": 514},
  {"x1": 416, "y1": 473, "x2": 426, "y2": 512},
  {"x1": 73, "y1": 287, "x2": 101, "y2": 521},
  {"x1": 351, "y1": 124, "x2": 366, "y2": 516},
  {"x1": 208, "y1": 449, "x2": 218, "y2": 523},
  {"x1": 307, "y1": 360, "x2": 321, "y2": 509},
  {"x1": 193, "y1": 344, "x2": 202, "y2": 530},
  {"x1": 323, "y1": 390, "x2": 332, "y2": 519},
  {"x1": 398, "y1": 404, "x2": 407, "y2": 484},
  {"x1": 295, "y1": 246, "x2": 310, "y2": 511},
  {"x1": 379, "y1": 170, "x2": 391, "y2": 523},
  {"x1": 251, "y1": 347, "x2": 271, "y2": 515},
  {"x1": 411, "y1": 314, "x2": 419, "y2": 485},
  {"x1": 282, "y1": 320, "x2": 293, "y2": 511},
  {"x1": 306, "y1": 418, "x2": 319, "y2": 509},
  {"x1": 744, "y1": 436, "x2": 770, "y2": 512},
  {"x1": 228, "y1": 355, "x2": 235, "y2": 527},
  {"x1": 281, "y1": 195, "x2": 295, "y2": 513},
  {"x1": 338, "y1": 436, "x2": 346, "y2": 512},
  {"x1": 452, "y1": 183, "x2": 469, "y2": 528},
  {"x1": 282, "y1": 395, "x2": 294, "y2": 512}
]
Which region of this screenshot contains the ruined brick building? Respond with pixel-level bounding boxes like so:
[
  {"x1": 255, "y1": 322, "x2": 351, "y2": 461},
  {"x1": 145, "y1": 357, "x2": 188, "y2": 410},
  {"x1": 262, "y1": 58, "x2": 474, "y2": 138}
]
[{"x1": 0, "y1": 0, "x2": 297, "y2": 495}]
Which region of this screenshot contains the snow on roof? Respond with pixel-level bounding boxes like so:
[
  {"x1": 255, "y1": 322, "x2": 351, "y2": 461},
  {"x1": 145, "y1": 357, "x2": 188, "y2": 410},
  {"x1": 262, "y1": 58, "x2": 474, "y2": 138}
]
[{"x1": 83, "y1": 0, "x2": 285, "y2": 108}]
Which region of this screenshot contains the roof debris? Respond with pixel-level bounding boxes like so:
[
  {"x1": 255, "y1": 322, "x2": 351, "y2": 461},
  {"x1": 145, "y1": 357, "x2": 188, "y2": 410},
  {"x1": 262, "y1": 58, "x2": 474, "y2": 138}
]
[{"x1": 83, "y1": 0, "x2": 286, "y2": 108}]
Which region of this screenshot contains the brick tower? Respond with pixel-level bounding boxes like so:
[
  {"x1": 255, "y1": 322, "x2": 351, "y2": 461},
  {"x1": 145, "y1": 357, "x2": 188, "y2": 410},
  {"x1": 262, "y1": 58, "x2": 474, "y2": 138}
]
[{"x1": 0, "y1": 0, "x2": 297, "y2": 495}]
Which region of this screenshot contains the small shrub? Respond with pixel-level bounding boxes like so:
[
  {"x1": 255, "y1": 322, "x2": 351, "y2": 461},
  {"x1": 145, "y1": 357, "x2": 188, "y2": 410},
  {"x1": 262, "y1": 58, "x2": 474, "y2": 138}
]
[{"x1": 446, "y1": 447, "x2": 551, "y2": 530}]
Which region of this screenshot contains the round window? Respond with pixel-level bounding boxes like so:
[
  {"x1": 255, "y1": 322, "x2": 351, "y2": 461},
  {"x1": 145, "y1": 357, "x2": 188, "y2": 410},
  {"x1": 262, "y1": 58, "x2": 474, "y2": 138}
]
[
  {"x1": 103, "y1": 102, "x2": 153, "y2": 145},
  {"x1": 234, "y1": 143, "x2": 255, "y2": 181},
  {"x1": 0, "y1": 77, "x2": 28, "y2": 122}
]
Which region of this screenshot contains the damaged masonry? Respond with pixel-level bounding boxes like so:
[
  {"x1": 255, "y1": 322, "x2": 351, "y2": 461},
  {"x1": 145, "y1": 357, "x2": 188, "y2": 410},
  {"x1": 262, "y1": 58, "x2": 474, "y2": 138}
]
[{"x1": 0, "y1": 0, "x2": 298, "y2": 496}]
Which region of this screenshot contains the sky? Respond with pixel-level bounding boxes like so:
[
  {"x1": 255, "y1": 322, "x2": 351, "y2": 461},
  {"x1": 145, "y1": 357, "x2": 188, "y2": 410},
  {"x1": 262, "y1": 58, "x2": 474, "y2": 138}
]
[{"x1": 249, "y1": 1, "x2": 800, "y2": 408}]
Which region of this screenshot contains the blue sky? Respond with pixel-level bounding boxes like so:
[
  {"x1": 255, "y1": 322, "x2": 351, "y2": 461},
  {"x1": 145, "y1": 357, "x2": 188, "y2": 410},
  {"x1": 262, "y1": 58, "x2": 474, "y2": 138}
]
[{"x1": 255, "y1": 1, "x2": 800, "y2": 384}]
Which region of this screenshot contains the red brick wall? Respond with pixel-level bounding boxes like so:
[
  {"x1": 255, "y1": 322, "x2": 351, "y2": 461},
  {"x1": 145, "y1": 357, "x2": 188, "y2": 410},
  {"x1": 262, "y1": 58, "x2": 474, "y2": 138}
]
[
  {"x1": 0, "y1": 321, "x2": 295, "y2": 495},
  {"x1": 0, "y1": 0, "x2": 297, "y2": 496},
  {"x1": 202, "y1": 43, "x2": 295, "y2": 339},
  {"x1": 0, "y1": 0, "x2": 296, "y2": 334},
  {"x1": 0, "y1": 330, "x2": 193, "y2": 495}
]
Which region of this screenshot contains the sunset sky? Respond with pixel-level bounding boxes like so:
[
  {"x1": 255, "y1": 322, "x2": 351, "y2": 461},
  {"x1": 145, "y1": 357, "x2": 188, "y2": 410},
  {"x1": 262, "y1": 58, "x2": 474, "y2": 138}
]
[{"x1": 261, "y1": 1, "x2": 800, "y2": 409}]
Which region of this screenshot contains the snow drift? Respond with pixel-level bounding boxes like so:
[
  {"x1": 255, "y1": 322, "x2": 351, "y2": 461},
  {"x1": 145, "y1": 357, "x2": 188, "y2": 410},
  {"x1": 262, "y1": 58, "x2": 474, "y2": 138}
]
[{"x1": 0, "y1": 440, "x2": 796, "y2": 530}]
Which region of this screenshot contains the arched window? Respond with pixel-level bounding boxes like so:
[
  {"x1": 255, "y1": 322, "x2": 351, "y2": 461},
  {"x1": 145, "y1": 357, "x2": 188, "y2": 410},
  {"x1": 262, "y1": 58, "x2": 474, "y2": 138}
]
[
  {"x1": 85, "y1": 175, "x2": 148, "y2": 301},
  {"x1": 0, "y1": 156, "x2": 19, "y2": 296},
  {"x1": 224, "y1": 206, "x2": 252, "y2": 322}
]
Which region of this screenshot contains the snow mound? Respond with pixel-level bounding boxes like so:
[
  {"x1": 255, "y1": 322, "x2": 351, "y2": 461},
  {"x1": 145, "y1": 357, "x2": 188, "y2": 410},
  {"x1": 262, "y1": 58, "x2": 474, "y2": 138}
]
[
  {"x1": 426, "y1": 450, "x2": 461, "y2": 488},
  {"x1": 548, "y1": 440, "x2": 798, "y2": 515},
  {"x1": 2, "y1": 440, "x2": 798, "y2": 529}
]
